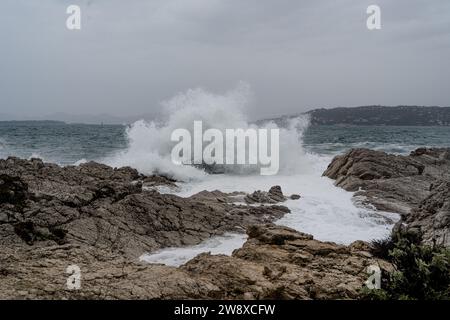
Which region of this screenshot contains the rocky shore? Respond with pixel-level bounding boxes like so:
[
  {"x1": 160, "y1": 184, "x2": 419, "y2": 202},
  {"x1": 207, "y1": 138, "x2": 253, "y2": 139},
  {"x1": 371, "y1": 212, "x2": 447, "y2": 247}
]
[
  {"x1": 324, "y1": 147, "x2": 450, "y2": 247},
  {"x1": 1, "y1": 222, "x2": 386, "y2": 299},
  {"x1": 0, "y1": 157, "x2": 289, "y2": 259},
  {"x1": 2, "y1": 147, "x2": 448, "y2": 300}
]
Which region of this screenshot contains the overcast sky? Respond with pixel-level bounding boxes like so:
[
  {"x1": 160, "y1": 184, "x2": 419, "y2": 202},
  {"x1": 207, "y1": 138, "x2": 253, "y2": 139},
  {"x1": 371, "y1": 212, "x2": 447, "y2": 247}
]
[{"x1": 1, "y1": 0, "x2": 449, "y2": 122}]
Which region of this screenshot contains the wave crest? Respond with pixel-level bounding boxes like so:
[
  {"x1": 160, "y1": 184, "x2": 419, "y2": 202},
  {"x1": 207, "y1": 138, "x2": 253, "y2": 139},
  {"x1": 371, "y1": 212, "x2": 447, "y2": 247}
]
[{"x1": 106, "y1": 83, "x2": 313, "y2": 180}]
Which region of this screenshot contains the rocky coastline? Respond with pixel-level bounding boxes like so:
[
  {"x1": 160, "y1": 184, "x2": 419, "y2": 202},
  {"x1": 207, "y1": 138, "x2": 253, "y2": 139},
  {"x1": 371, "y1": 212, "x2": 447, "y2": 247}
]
[
  {"x1": 323, "y1": 147, "x2": 450, "y2": 247},
  {"x1": 1, "y1": 148, "x2": 449, "y2": 299}
]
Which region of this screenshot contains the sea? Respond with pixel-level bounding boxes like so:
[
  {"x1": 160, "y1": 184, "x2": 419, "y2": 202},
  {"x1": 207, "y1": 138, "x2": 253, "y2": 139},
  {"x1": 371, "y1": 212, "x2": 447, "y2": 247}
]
[{"x1": 1, "y1": 90, "x2": 450, "y2": 266}]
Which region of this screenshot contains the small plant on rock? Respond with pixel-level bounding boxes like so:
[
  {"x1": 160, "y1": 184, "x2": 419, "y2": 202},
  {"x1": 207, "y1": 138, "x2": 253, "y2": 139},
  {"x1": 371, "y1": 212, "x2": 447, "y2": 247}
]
[{"x1": 363, "y1": 229, "x2": 450, "y2": 300}]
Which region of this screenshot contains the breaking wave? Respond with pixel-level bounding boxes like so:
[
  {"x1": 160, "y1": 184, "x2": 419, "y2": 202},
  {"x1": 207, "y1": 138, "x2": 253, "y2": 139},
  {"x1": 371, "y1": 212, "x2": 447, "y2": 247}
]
[{"x1": 106, "y1": 82, "x2": 314, "y2": 181}]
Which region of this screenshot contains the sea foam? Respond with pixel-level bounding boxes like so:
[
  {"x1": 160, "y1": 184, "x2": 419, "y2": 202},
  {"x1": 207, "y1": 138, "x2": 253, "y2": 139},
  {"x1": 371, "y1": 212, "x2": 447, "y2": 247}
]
[
  {"x1": 105, "y1": 83, "x2": 399, "y2": 266},
  {"x1": 106, "y1": 82, "x2": 313, "y2": 181}
]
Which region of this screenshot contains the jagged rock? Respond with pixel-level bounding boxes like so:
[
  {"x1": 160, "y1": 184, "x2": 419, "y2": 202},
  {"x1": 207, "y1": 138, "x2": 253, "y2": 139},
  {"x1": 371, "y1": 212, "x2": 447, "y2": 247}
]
[
  {"x1": 244, "y1": 185, "x2": 287, "y2": 204},
  {"x1": 183, "y1": 225, "x2": 377, "y2": 300},
  {"x1": 324, "y1": 148, "x2": 450, "y2": 246},
  {"x1": 398, "y1": 181, "x2": 450, "y2": 246},
  {"x1": 0, "y1": 157, "x2": 290, "y2": 258},
  {"x1": 0, "y1": 224, "x2": 387, "y2": 299},
  {"x1": 0, "y1": 157, "x2": 389, "y2": 300},
  {"x1": 247, "y1": 224, "x2": 313, "y2": 245},
  {"x1": 323, "y1": 148, "x2": 428, "y2": 214},
  {"x1": 0, "y1": 174, "x2": 28, "y2": 205},
  {"x1": 268, "y1": 186, "x2": 286, "y2": 202},
  {"x1": 142, "y1": 174, "x2": 178, "y2": 190}
]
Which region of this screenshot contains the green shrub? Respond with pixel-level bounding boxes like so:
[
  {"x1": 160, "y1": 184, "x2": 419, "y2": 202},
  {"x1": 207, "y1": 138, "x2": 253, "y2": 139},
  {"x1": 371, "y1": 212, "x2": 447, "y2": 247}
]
[
  {"x1": 363, "y1": 230, "x2": 450, "y2": 300},
  {"x1": 369, "y1": 237, "x2": 395, "y2": 260}
]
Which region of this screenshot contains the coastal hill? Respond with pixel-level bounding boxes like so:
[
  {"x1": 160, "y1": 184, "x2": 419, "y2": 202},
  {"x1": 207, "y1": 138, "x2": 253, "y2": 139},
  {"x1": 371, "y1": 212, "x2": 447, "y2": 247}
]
[
  {"x1": 3, "y1": 106, "x2": 450, "y2": 126},
  {"x1": 260, "y1": 106, "x2": 450, "y2": 126},
  {"x1": 308, "y1": 106, "x2": 450, "y2": 126}
]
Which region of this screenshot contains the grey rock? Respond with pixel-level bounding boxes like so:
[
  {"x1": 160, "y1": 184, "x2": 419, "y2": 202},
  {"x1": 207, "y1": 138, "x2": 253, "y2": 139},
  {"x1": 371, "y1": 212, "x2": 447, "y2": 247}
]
[
  {"x1": 400, "y1": 181, "x2": 450, "y2": 246},
  {"x1": 0, "y1": 157, "x2": 388, "y2": 300},
  {"x1": 244, "y1": 185, "x2": 287, "y2": 204},
  {"x1": 0, "y1": 224, "x2": 387, "y2": 300},
  {"x1": 0, "y1": 157, "x2": 290, "y2": 258},
  {"x1": 324, "y1": 148, "x2": 450, "y2": 246}
]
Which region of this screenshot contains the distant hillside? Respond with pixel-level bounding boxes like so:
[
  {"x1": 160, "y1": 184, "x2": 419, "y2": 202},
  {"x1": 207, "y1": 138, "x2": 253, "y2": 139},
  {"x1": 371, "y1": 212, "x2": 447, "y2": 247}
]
[
  {"x1": 258, "y1": 106, "x2": 450, "y2": 126},
  {"x1": 307, "y1": 106, "x2": 450, "y2": 126}
]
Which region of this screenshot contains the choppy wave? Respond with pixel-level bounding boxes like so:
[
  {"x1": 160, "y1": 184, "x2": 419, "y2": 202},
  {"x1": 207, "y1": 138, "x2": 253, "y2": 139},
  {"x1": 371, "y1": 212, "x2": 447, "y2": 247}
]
[{"x1": 106, "y1": 82, "x2": 314, "y2": 181}]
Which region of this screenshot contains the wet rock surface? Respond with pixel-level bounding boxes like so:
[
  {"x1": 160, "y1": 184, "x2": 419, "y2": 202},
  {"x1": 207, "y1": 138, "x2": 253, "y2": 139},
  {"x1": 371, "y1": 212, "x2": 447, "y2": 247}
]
[
  {"x1": 245, "y1": 186, "x2": 287, "y2": 204},
  {"x1": 0, "y1": 157, "x2": 385, "y2": 300},
  {"x1": 398, "y1": 181, "x2": 450, "y2": 247},
  {"x1": 0, "y1": 224, "x2": 385, "y2": 299},
  {"x1": 0, "y1": 157, "x2": 290, "y2": 258},
  {"x1": 324, "y1": 148, "x2": 450, "y2": 246}
]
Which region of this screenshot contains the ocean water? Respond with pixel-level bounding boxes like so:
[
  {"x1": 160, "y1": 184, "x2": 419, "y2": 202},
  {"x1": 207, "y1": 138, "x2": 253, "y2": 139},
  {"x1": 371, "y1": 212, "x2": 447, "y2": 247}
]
[
  {"x1": 0, "y1": 122, "x2": 127, "y2": 165},
  {"x1": 2, "y1": 89, "x2": 450, "y2": 266},
  {"x1": 2, "y1": 122, "x2": 449, "y2": 165}
]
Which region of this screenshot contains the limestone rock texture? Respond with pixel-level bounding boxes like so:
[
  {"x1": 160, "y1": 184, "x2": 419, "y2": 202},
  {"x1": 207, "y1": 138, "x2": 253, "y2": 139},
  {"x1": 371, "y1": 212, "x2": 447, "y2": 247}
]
[
  {"x1": 0, "y1": 157, "x2": 384, "y2": 299},
  {"x1": 0, "y1": 224, "x2": 384, "y2": 299},
  {"x1": 0, "y1": 157, "x2": 289, "y2": 258},
  {"x1": 324, "y1": 148, "x2": 450, "y2": 246}
]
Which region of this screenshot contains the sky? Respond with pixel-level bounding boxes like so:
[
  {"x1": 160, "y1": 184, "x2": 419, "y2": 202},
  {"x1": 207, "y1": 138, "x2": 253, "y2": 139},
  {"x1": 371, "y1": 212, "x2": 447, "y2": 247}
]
[{"x1": 1, "y1": 0, "x2": 450, "y2": 123}]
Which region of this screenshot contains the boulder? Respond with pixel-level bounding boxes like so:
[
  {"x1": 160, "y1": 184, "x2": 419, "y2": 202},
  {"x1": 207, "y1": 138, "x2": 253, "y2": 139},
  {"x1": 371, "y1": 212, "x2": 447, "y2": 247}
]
[
  {"x1": 398, "y1": 181, "x2": 450, "y2": 246},
  {"x1": 244, "y1": 185, "x2": 287, "y2": 204},
  {"x1": 324, "y1": 148, "x2": 450, "y2": 246}
]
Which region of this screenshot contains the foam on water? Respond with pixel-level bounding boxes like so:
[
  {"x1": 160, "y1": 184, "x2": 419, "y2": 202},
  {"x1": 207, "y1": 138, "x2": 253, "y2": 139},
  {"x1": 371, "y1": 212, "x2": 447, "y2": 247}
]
[
  {"x1": 105, "y1": 82, "x2": 313, "y2": 181},
  {"x1": 140, "y1": 233, "x2": 247, "y2": 267},
  {"x1": 140, "y1": 152, "x2": 399, "y2": 266},
  {"x1": 102, "y1": 84, "x2": 400, "y2": 266},
  {"x1": 1, "y1": 86, "x2": 447, "y2": 269},
  {"x1": 174, "y1": 153, "x2": 398, "y2": 243}
]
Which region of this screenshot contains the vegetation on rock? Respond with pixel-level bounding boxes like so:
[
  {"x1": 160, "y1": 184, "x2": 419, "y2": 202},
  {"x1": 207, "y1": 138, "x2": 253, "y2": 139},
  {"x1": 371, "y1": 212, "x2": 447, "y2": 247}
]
[{"x1": 364, "y1": 230, "x2": 450, "y2": 300}]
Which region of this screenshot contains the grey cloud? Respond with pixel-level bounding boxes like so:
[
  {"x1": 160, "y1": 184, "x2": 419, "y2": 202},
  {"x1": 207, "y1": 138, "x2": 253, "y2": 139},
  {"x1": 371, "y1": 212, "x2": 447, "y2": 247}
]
[{"x1": 0, "y1": 0, "x2": 449, "y2": 122}]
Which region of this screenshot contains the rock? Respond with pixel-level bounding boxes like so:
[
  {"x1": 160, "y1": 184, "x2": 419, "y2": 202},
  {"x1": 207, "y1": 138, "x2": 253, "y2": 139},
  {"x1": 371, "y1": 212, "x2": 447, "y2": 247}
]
[
  {"x1": 244, "y1": 185, "x2": 287, "y2": 204},
  {"x1": 290, "y1": 194, "x2": 301, "y2": 200},
  {"x1": 142, "y1": 174, "x2": 178, "y2": 189},
  {"x1": 0, "y1": 224, "x2": 386, "y2": 299},
  {"x1": 0, "y1": 174, "x2": 28, "y2": 205},
  {"x1": 324, "y1": 148, "x2": 450, "y2": 246},
  {"x1": 180, "y1": 224, "x2": 384, "y2": 299},
  {"x1": 247, "y1": 224, "x2": 313, "y2": 245},
  {"x1": 0, "y1": 157, "x2": 389, "y2": 299},
  {"x1": 0, "y1": 157, "x2": 290, "y2": 258},
  {"x1": 268, "y1": 186, "x2": 286, "y2": 202},
  {"x1": 323, "y1": 148, "x2": 428, "y2": 214},
  {"x1": 399, "y1": 181, "x2": 450, "y2": 246},
  {"x1": 323, "y1": 149, "x2": 424, "y2": 183}
]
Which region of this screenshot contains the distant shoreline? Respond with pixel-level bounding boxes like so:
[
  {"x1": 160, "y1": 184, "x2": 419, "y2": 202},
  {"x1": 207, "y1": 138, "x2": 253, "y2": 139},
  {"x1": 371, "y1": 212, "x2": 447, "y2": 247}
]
[
  {"x1": 0, "y1": 120, "x2": 67, "y2": 125},
  {"x1": 260, "y1": 105, "x2": 450, "y2": 127},
  {"x1": 3, "y1": 106, "x2": 450, "y2": 126}
]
